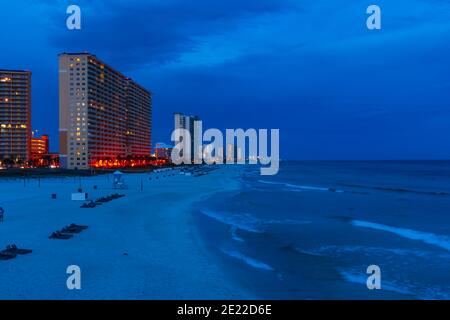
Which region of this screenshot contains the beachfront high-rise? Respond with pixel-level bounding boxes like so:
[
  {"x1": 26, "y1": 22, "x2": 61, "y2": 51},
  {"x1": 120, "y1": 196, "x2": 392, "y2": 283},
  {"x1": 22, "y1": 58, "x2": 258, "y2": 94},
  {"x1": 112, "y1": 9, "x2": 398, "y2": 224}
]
[
  {"x1": 59, "y1": 53, "x2": 152, "y2": 169},
  {"x1": 0, "y1": 70, "x2": 31, "y2": 164},
  {"x1": 174, "y1": 112, "x2": 200, "y2": 161},
  {"x1": 31, "y1": 133, "x2": 49, "y2": 159}
]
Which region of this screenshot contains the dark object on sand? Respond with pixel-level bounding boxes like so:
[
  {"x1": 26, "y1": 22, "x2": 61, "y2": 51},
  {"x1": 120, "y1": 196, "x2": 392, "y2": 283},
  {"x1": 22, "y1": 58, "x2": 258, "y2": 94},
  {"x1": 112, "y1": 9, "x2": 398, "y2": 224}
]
[
  {"x1": 0, "y1": 207, "x2": 4, "y2": 222},
  {"x1": 95, "y1": 194, "x2": 124, "y2": 204},
  {"x1": 70, "y1": 223, "x2": 88, "y2": 230},
  {"x1": 80, "y1": 201, "x2": 96, "y2": 208},
  {"x1": 2, "y1": 244, "x2": 32, "y2": 255},
  {"x1": 93, "y1": 185, "x2": 98, "y2": 190},
  {"x1": 78, "y1": 188, "x2": 83, "y2": 192},
  {"x1": 61, "y1": 223, "x2": 88, "y2": 233},
  {"x1": 0, "y1": 252, "x2": 16, "y2": 260},
  {"x1": 49, "y1": 231, "x2": 73, "y2": 240},
  {"x1": 51, "y1": 193, "x2": 57, "y2": 199},
  {"x1": 60, "y1": 226, "x2": 83, "y2": 234}
]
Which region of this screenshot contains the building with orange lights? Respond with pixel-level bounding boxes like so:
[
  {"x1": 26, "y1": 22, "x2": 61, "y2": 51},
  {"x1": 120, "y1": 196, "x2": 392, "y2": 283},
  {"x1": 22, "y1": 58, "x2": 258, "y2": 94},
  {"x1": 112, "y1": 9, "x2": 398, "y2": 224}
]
[
  {"x1": 0, "y1": 70, "x2": 31, "y2": 164},
  {"x1": 154, "y1": 142, "x2": 173, "y2": 160},
  {"x1": 58, "y1": 53, "x2": 152, "y2": 169},
  {"x1": 31, "y1": 134, "x2": 49, "y2": 159}
]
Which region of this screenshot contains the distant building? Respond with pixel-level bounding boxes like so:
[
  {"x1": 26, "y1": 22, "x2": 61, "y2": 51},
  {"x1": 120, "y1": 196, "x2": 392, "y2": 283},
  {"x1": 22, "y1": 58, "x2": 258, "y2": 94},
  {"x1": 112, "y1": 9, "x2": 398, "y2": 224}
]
[
  {"x1": 226, "y1": 143, "x2": 239, "y2": 163},
  {"x1": 59, "y1": 53, "x2": 152, "y2": 169},
  {"x1": 174, "y1": 112, "x2": 200, "y2": 161},
  {"x1": 31, "y1": 133, "x2": 49, "y2": 159},
  {"x1": 154, "y1": 142, "x2": 173, "y2": 160},
  {"x1": 0, "y1": 70, "x2": 31, "y2": 164}
]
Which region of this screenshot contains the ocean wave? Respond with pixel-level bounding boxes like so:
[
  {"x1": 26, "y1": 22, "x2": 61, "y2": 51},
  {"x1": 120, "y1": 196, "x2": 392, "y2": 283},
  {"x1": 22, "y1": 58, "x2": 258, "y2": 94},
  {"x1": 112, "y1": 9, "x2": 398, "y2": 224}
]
[
  {"x1": 280, "y1": 243, "x2": 324, "y2": 258},
  {"x1": 340, "y1": 270, "x2": 450, "y2": 300},
  {"x1": 258, "y1": 180, "x2": 343, "y2": 193},
  {"x1": 351, "y1": 220, "x2": 450, "y2": 252},
  {"x1": 200, "y1": 210, "x2": 310, "y2": 235},
  {"x1": 339, "y1": 183, "x2": 449, "y2": 196},
  {"x1": 221, "y1": 249, "x2": 274, "y2": 271},
  {"x1": 230, "y1": 226, "x2": 245, "y2": 242},
  {"x1": 265, "y1": 219, "x2": 310, "y2": 225},
  {"x1": 199, "y1": 210, "x2": 264, "y2": 233},
  {"x1": 307, "y1": 245, "x2": 450, "y2": 260},
  {"x1": 340, "y1": 271, "x2": 414, "y2": 296}
]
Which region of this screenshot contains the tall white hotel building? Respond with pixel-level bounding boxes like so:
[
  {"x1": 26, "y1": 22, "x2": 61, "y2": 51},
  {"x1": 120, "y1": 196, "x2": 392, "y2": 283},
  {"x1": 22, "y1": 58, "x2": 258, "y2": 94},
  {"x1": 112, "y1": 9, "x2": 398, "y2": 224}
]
[
  {"x1": 59, "y1": 53, "x2": 152, "y2": 169},
  {"x1": 174, "y1": 112, "x2": 201, "y2": 161}
]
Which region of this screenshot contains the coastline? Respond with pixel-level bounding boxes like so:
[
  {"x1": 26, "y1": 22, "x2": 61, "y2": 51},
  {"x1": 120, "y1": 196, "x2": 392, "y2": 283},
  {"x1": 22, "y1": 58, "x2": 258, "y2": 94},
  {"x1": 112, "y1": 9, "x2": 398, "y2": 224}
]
[{"x1": 0, "y1": 165, "x2": 253, "y2": 299}]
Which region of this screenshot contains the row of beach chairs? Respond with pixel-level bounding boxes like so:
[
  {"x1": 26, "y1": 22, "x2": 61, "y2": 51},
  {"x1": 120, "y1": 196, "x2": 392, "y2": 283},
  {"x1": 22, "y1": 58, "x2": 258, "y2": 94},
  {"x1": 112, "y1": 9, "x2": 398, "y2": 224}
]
[
  {"x1": 49, "y1": 223, "x2": 88, "y2": 240},
  {"x1": 0, "y1": 244, "x2": 32, "y2": 260},
  {"x1": 1, "y1": 223, "x2": 88, "y2": 262},
  {"x1": 80, "y1": 194, "x2": 125, "y2": 209}
]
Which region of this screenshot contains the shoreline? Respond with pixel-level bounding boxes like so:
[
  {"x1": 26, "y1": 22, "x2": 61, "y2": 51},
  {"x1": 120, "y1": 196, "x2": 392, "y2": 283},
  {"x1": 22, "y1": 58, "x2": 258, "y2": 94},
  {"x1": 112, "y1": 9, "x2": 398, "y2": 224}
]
[{"x1": 0, "y1": 165, "x2": 253, "y2": 299}]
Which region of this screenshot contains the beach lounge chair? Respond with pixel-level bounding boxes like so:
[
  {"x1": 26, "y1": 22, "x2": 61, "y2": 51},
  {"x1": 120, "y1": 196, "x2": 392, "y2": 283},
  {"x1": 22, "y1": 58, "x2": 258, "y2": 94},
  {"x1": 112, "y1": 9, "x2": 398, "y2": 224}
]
[
  {"x1": 70, "y1": 223, "x2": 88, "y2": 230},
  {"x1": 2, "y1": 244, "x2": 32, "y2": 255},
  {"x1": 0, "y1": 252, "x2": 16, "y2": 260},
  {"x1": 61, "y1": 226, "x2": 83, "y2": 234},
  {"x1": 49, "y1": 231, "x2": 73, "y2": 240},
  {"x1": 80, "y1": 201, "x2": 96, "y2": 208}
]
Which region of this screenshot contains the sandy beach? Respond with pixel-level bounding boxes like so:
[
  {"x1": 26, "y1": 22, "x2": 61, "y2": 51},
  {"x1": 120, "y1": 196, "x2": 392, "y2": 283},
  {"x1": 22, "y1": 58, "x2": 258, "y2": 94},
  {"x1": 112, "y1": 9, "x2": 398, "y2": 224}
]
[{"x1": 0, "y1": 166, "x2": 253, "y2": 299}]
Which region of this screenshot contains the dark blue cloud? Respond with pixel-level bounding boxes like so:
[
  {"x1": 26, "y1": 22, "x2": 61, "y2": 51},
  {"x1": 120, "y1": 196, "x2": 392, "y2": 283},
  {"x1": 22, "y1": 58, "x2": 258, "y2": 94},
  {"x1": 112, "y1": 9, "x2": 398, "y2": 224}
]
[{"x1": 48, "y1": 0, "x2": 298, "y2": 68}]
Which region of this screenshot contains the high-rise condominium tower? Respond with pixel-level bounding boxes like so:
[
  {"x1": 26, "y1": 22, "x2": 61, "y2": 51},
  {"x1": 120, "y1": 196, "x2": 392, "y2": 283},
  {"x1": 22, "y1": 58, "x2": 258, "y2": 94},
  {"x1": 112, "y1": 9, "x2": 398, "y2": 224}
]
[
  {"x1": 0, "y1": 70, "x2": 31, "y2": 163},
  {"x1": 174, "y1": 112, "x2": 200, "y2": 161},
  {"x1": 59, "y1": 53, "x2": 152, "y2": 169}
]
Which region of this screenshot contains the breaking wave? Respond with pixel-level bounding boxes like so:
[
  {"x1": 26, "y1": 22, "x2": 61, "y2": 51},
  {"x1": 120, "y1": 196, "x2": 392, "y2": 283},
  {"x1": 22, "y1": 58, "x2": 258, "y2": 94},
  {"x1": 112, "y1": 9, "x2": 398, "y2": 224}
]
[
  {"x1": 258, "y1": 180, "x2": 343, "y2": 193},
  {"x1": 221, "y1": 249, "x2": 274, "y2": 271},
  {"x1": 351, "y1": 220, "x2": 450, "y2": 252}
]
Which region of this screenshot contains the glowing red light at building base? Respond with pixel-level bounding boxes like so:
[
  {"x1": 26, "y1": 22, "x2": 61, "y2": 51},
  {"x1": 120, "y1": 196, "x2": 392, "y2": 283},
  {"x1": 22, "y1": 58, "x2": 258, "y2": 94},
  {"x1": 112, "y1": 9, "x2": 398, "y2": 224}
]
[{"x1": 91, "y1": 158, "x2": 167, "y2": 169}]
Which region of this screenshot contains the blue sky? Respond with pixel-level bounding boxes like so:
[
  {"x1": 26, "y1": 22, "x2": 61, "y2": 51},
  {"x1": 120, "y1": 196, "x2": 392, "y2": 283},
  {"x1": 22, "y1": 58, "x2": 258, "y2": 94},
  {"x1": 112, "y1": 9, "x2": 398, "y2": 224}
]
[{"x1": 1, "y1": 0, "x2": 449, "y2": 159}]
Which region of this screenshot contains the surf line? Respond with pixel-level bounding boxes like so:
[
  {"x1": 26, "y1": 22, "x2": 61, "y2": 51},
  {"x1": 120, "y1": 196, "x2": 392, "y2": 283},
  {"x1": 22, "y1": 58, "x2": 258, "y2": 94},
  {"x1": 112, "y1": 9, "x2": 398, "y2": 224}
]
[{"x1": 178, "y1": 304, "x2": 212, "y2": 318}]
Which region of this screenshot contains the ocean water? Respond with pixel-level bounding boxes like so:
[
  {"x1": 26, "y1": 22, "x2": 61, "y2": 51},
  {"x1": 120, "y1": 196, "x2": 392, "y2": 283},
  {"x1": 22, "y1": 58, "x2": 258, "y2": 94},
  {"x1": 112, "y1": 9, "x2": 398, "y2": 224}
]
[{"x1": 192, "y1": 161, "x2": 450, "y2": 299}]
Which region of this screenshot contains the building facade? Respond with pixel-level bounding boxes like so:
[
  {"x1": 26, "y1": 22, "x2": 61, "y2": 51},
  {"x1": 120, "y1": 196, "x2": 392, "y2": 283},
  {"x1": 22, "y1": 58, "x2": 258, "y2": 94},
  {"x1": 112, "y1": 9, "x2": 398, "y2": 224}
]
[
  {"x1": 31, "y1": 133, "x2": 49, "y2": 159},
  {"x1": 0, "y1": 70, "x2": 31, "y2": 164},
  {"x1": 174, "y1": 112, "x2": 200, "y2": 161},
  {"x1": 59, "y1": 53, "x2": 152, "y2": 169},
  {"x1": 154, "y1": 142, "x2": 173, "y2": 160}
]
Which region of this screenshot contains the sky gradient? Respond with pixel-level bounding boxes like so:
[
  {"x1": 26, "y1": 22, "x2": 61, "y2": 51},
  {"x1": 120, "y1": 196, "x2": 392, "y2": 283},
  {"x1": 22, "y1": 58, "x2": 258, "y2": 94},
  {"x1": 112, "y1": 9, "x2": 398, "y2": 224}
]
[{"x1": 1, "y1": 0, "x2": 449, "y2": 159}]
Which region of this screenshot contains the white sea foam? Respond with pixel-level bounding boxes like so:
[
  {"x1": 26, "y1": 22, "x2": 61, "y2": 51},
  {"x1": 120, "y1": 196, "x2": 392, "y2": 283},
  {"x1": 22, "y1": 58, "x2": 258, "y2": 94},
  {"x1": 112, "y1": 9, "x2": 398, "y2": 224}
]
[
  {"x1": 221, "y1": 249, "x2": 274, "y2": 271},
  {"x1": 200, "y1": 210, "x2": 309, "y2": 236},
  {"x1": 351, "y1": 220, "x2": 450, "y2": 252},
  {"x1": 341, "y1": 270, "x2": 450, "y2": 300},
  {"x1": 258, "y1": 180, "x2": 343, "y2": 192},
  {"x1": 200, "y1": 210, "x2": 263, "y2": 233},
  {"x1": 340, "y1": 271, "x2": 414, "y2": 296},
  {"x1": 285, "y1": 183, "x2": 330, "y2": 191}
]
